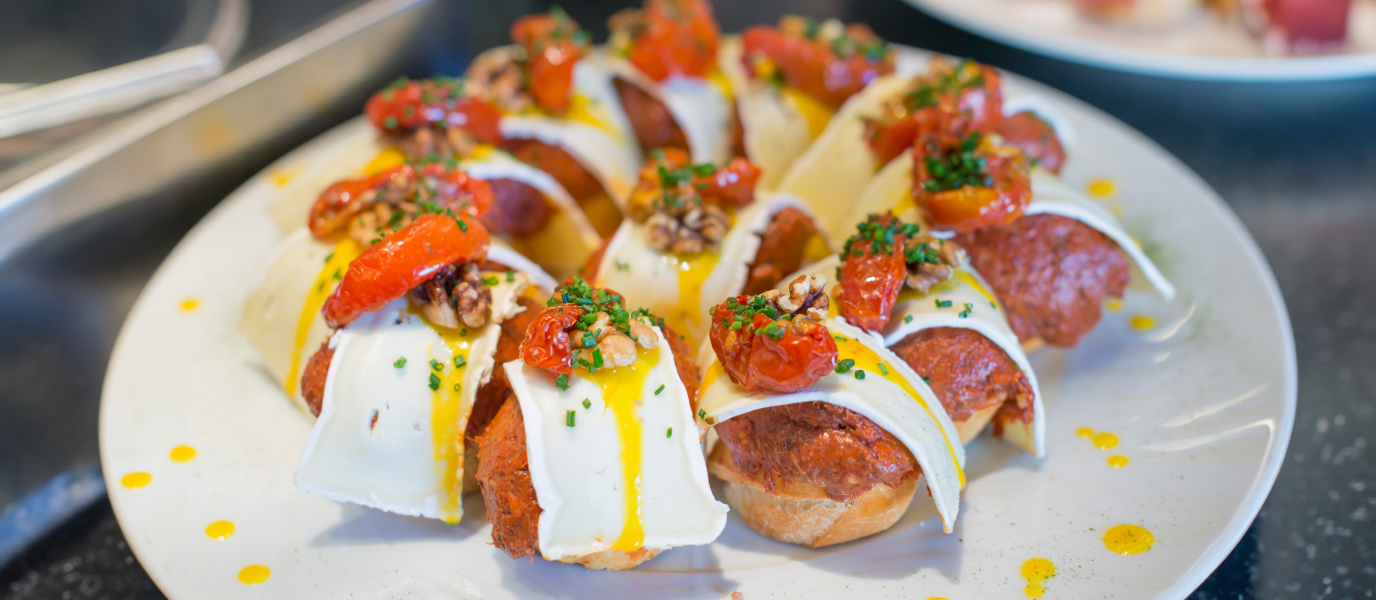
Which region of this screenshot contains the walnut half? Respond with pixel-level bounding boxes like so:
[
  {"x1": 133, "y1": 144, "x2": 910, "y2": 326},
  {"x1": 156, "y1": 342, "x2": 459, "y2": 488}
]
[
  {"x1": 570, "y1": 312, "x2": 659, "y2": 368},
  {"x1": 904, "y1": 235, "x2": 964, "y2": 295},
  {"x1": 410, "y1": 262, "x2": 492, "y2": 329},
  {"x1": 762, "y1": 274, "x2": 830, "y2": 323},
  {"x1": 645, "y1": 204, "x2": 730, "y2": 254}
]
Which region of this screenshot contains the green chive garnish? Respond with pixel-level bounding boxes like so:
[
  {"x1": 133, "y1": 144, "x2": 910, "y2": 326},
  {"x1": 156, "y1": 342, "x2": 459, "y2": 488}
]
[
  {"x1": 428, "y1": 373, "x2": 441, "y2": 390},
  {"x1": 393, "y1": 357, "x2": 407, "y2": 368},
  {"x1": 582, "y1": 398, "x2": 591, "y2": 409},
  {"x1": 855, "y1": 370, "x2": 866, "y2": 380},
  {"x1": 654, "y1": 384, "x2": 665, "y2": 395},
  {"x1": 566, "y1": 410, "x2": 576, "y2": 427},
  {"x1": 454, "y1": 355, "x2": 467, "y2": 368},
  {"x1": 835, "y1": 358, "x2": 856, "y2": 374},
  {"x1": 666, "y1": 427, "x2": 673, "y2": 438}
]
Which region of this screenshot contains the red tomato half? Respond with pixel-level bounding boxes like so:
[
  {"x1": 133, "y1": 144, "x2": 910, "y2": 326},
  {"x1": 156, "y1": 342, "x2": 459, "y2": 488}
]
[
  {"x1": 627, "y1": 0, "x2": 720, "y2": 81},
  {"x1": 709, "y1": 301, "x2": 838, "y2": 393},
  {"x1": 323, "y1": 214, "x2": 490, "y2": 328},
  {"x1": 364, "y1": 78, "x2": 502, "y2": 143}
]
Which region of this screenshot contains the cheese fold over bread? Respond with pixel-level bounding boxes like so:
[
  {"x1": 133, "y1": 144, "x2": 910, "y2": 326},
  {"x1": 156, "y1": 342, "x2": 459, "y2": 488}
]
[{"x1": 696, "y1": 317, "x2": 966, "y2": 533}]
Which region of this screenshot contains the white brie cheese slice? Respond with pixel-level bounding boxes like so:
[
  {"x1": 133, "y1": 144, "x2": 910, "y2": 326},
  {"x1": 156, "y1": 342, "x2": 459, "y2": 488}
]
[
  {"x1": 294, "y1": 275, "x2": 531, "y2": 523},
  {"x1": 504, "y1": 326, "x2": 728, "y2": 561}
]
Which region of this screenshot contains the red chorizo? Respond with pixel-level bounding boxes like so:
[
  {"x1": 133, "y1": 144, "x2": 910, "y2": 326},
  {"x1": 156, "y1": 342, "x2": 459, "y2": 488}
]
[
  {"x1": 612, "y1": 78, "x2": 689, "y2": 154},
  {"x1": 742, "y1": 207, "x2": 819, "y2": 295},
  {"x1": 475, "y1": 395, "x2": 541, "y2": 559},
  {"x1": 955, "y1": 213, "x2": 1129, "y2": 347},
  {"x1": 889, "y1": 327, "x2": 1032, "y2": 422}
]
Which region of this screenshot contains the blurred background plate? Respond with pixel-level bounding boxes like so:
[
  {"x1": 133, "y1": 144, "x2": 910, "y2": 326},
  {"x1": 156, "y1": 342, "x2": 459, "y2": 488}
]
[
  {"x1": 96, "y1": 46, "x2": 1296, "y2": 599},
  {"x1": 900, "y1": 0, "x2": 1376, "y2": 80}
]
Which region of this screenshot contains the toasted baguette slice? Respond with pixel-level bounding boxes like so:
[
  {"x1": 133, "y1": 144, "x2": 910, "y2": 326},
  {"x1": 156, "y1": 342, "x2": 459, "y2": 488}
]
[
  {"x1": 707, "y1": 443, "x2": 919, "y2": 548},
  {"x1": 955, "y1": 403, "x2": 1001, "y2": 445},
  {"x1": 556, "y1": 546, "x2": 662, "y2": 571}
]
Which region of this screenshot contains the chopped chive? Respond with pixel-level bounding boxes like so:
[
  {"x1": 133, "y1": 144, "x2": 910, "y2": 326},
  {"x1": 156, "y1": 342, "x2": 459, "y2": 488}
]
[
  {"x1": 614, "y1": 260, "x2": 630, "y2": 272},
  {"x1": 936, "y1": 299, "x2": 953, "y2": 309},
  {"x1": 877, "y1": 362, "x2": 889, "y2": 376},
  {"x1": 566, "y1": 410, "x2": 576, "y2": 427},
  {"x1": 456, "y1": 219, "x2": 468, "y2": 232},
  {"x1": 655, "y1": 384, "x2": 665, "y2": 395},
  {"x1": 854, "y1": 370, "x2": 866, "y2": 380},
  {"x1": 453, "y1": 355, "x2": 467, "y2": 369},
  {"x1": 698, "y1": 409, "x2": 707, "y2": 419},
  {"x1": 323, "y1": 252, "x2": 334, "y2": 263},
  {"x1": 506, "y1": 271, "x2": 516, "y2": 282},
  {"x1": 459, "y1": 328, "x2": 468, "y2": 337},
  {"x1": 835, "y1": 358, "x2": 856, "y2": 374},
  {"x1": 453, "y1": 382, "x2": 461, "y2": 392},
  {"x1": 833, "y1": 334, "x2": 849, "y2": 342},
  {"x1": 666, "y1": 427, "x2": 673, "y2": 438},
  {"x1": 428, "y1": 373, "x2": 441, "y2": 391},
  {"x1": 555, "y1": 374, "x2": 570, "y2": 391},
  {"x1": 904, "y1": 314, "x2": 914, "y2": 323},
  {"x1": 922, "y1": 376, "x2": 930, "y2": 383},
  {"x1": 483, "y1": 276, "x2": 499, "y2": 286},
  {"x1": 582, "y1": 398, "x2": 591, "y2": 409},
  {"x1": 430, "y1": 359, "x2": 443, "y2": 372},
  {"x1": 393, "y1": 357, "x2": 407, "y2": 368}
]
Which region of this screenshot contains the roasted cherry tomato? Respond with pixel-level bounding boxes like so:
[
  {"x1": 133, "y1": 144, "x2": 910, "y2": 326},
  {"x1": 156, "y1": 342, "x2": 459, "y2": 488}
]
[
  {"x1": 633, "y1": 148, "x2": 761, "y2": 212},
  {"x1": 741, "y1": 20, "x2": 893, "y2": 109},
  {"x1": 323, "y1": 214, "x2": 490, "y2": 328},
  {"x1": 913, "y1": 131, "x2": 1031, "y2": 233},
  {"x1": 993, "y1": 110, "x2": 1065, "y2": 175},
  {"x1": 865, "y1": 60, "x2": 1003, "y2": 162},
  {"x1": 709, "y1": 298, "x2": 838, "y2": 393},
  {"x1": 512, "y1": 11, "x2": 588, "y2": 115},
  {"x1": 308, "y1": 163, "x2": 494, "y2": 238},
  {"x1": 838, "y1": 214, "x2": 910, "y2": 332},
  {"x1": 364, "y1": 77, "x2": 503, "y2": 143},
  {"x1": 519, "y1": 304, "x2": 586, "y2": 375},
  {"x1": 626, "y1": 0, "x2": 720, "y2": 81}
]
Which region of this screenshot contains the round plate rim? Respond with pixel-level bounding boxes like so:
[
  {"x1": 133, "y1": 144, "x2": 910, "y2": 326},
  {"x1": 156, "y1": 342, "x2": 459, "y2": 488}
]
[{"x1": 98, "y1": 44, "x2": 1299, "y2": 599}]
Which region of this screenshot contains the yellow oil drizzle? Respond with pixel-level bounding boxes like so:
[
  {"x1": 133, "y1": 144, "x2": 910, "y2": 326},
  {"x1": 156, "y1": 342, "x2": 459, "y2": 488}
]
[
  {"x1": 284, "y1": 237, "x2": 364, "y2": 397},
  {"x1": 423, "y1": 314, "x2": 476, "y2": 524},
  {"x1": 120, "y1": 472, "x2": 151, "y2": 489},
  {"x1": 706, "y1": 68, "x2": 735, "y2": 103},
  {"x1": 237, "y1": 565, "x2": 270, "y2": 585},
  {"x1": 802, "y1": 232, "x2": 832, "y2": 264},
  {"x1": 1076, "y1": 427, "x2": 1095, "y2": 438},
  {"x1": 1107, "y1": 455, "x2": 1130, "y2": 468},
  {"x1": 891, "y1": 189, "x2": 918, "y2": 218},
  {"x1": 582, "y1": 345, "x2": 662, "y2": 553},
  {"x1": 1129, "y1": 314, "x2": 1156, "y2": 331},
  {"x1": 566, "y1": 93, "x2": 622, "y2": 140},
  {"x1": 1105, "y1": 298, "x2": 1124, "y2": 312},
  {"x1": 205, "y1": 520, "x2": 235, "y2": 540},
  {"x1": 697, "y1": 362, "x2": 725, "y2": 412},
  {"x1": 1103, "y1": 524, "x2": 1154, "y2": 555},
  {"x1": 363, "y1": 147, "x2": 406, "y2": 175},
  {"x1": 1092, "y1": 432, "x2": 1120, "y2": 450},
  {"x1": 169, "y1": 446, "x2": 196, "y2": 462},
  {"x1": 1087, "y1": 178, "x2": 1116, "y2": 197},
  {"x1": 179, "y1": 298, "x2": 199, "y2": 312},
  {"x1": 1021, "y1": 557, "x2": 1056, "y2": 598},
  {"x1": 833, "y1": 337, "x2": 965, "y2": 488},
  {"x1": 780, "y1": 87, "x2": 835, "y2": 139},
  {"x1": 670, "y1": 250, "x2": 721, "y2": 344},
  {"x1": 267, "y1": 166, "x2": 299, "y2": 187}
]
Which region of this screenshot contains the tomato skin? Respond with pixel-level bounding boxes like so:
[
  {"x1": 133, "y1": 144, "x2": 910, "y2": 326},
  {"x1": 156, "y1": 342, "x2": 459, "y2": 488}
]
[
  {"x1": 307, "y1": 164, "x2": 493, "y2": 238},
  {"x1": 309, "y1": 167, "x2": 402, "y2": 238},
  {"x1": 628, "y1": 0, "x2": 720, "y2": 81},
  {"x1": 635, "y1": 148, "x2": 761, "y2": 208},
  {"x1": 913, "y1": 139, "x2": 1031, "y2": 233},
  {"x1": 364, "y1": 79, "x2": 502, "y2": 143},
  {"x1": 838, "y1": 228, "x2": 908, "y2": 332},
  {"x1": 322, "y1": 214, "x2": 490, "y2": 328},
  {"x1": 741, "y1": 25, "x2": 894, "y2": 109},
  {"x1": 709, "y1": 301, "x2": 838, "y2": 393},
  {"x1": 993, "y1": 111, "x2": 1065, "y2": 174},
  {"x1": 512, "y1": 14, "x2": 582, "y2": 115},
  {"x1": 865, "y1": 61, "x2": 1003, "y2": 163},
  {"x1": 519, "y1": 304, "x2": 586, "y2": 375}
]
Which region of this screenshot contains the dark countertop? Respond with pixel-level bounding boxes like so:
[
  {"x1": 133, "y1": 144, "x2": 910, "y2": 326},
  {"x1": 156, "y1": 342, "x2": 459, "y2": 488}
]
[{"x1": 2, "y1": 0, "x2": 1374, "y2": 598}]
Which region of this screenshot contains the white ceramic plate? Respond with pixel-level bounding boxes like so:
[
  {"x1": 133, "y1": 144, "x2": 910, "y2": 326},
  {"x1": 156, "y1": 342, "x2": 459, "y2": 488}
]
[
  {"x1": 904, "y1": 0, "x2": 1376, "y2": 80},
  {"x1": 100, "y1": 47, "x2": 1295, "y2": 600}
]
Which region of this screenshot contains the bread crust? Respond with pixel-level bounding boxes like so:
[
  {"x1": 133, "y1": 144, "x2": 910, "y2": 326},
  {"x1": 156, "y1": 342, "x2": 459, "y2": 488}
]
[{"x1": 707, "y1": 443, "x2": 918, "y2": 548}]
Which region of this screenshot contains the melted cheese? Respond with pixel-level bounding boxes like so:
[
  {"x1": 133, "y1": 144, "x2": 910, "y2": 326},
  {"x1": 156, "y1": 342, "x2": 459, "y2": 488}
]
[
  {"x1": 285, "y1": 237, "x2": 362, "y2": 396},
  {"x1": 718, "y1": 36, "x2": 816, "y2": 191},
  {"x1": 294, "y1": 275, "x2": 531, "y2": 522},
  {"x1": 504, "y1": 326, "x2": 727, "y2": 561},
  {"x1": 695, "y1": 317, "x2": 966, "y2": 532}
]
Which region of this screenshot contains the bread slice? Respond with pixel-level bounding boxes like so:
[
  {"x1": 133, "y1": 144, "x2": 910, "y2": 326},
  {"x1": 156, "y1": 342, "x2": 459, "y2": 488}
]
[
  {"x1": 955, "y1": 403, "x2": 1001, "y2": 445},
  {"x1": 707, "y1": 443, "x2": 918, "y2": 548},
  {"x1": 556, "y1": 546, "x2": 662, "y2": 571}
]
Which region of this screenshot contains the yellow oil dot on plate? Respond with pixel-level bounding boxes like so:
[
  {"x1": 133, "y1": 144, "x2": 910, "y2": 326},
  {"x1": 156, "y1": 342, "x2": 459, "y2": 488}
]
[
  {"x1": 1107, "y1": 455, "x2": 1130, "y2": 468},
  {"x1": 1087, "y1": 178, "x2": 1116, "y2": 197},
  {"x1": 120, "y1": 472, "x2": 152, "y2": 489},
  {"x1": 1129, "y1": 314, "x2": 1156, "y2": 331},
  {"x1": 1076, "y1": 427, "x2": 1095, "y2": 438},
  {"x1": 205, "y1": 520, "x2": 235, "y2": 540},
  {"x1": 1021, "y1": 557, "x2": 1056, "y2": 598},
  {"x1": 1105, "y1": 298, "x2": 1124, "y2": 312},
  {"x1": 237, "y1": 564, "x2": 270, "y2": 585},
  {"x1": 1092, "y1": 432, "x2": 1120, "y2": 450},
  {"x1": 179, "y1": 298, "x2": 199, "y2": 312},
  {"x1": 169, "y1": 445, "x2": 197, "y2": 462},
  {"x1": 1104, "y1": 524, "x2": 1155, "y2": 555}
]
